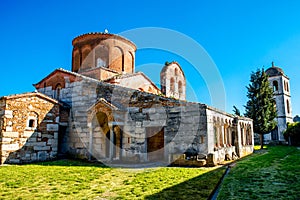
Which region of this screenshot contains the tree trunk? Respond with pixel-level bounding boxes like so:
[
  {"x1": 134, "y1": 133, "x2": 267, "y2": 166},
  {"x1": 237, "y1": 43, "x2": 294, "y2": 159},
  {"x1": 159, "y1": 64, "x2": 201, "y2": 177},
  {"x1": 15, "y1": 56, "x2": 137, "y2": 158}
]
[{"x1": 260, "y1": 134, "x2": 264, "y2": 149}]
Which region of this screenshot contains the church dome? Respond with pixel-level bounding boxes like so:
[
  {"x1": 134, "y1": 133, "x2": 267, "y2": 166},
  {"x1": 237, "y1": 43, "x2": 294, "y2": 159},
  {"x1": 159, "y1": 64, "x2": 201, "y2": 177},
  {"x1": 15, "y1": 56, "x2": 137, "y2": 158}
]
[{"x1": 265, "y1": 63, "x2": 284, "y2": 77}]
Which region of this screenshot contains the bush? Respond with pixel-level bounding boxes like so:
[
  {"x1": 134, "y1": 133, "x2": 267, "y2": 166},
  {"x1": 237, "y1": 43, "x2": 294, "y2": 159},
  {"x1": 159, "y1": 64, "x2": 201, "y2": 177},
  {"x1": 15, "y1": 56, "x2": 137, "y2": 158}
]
[{"x1": 284, "y1": 122, "x2": 300, "y2": 146}]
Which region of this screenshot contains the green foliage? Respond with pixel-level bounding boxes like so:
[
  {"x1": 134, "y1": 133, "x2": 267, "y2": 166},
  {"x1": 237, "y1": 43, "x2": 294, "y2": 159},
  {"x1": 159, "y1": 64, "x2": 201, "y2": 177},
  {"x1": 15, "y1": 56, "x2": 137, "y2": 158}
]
[
  {"x1": 217, "y1": 145, "x2": 300, "y2": 199},
  {"x1": 232, "y1": 105, "x2": 241, "y2": 116},
  {"x1": 284, "y1": 122, "x2": 300, "y2": 145},
  {"x1": 244, "y1": 68, "x2": 277, "y2": 148}
]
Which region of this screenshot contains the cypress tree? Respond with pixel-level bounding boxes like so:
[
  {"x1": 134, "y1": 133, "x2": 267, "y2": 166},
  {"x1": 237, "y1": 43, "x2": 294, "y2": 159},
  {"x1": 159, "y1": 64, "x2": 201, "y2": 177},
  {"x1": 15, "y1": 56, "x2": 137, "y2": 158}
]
[{"x1": 245, "y1": 68, "x2": 277, "y2": 149}]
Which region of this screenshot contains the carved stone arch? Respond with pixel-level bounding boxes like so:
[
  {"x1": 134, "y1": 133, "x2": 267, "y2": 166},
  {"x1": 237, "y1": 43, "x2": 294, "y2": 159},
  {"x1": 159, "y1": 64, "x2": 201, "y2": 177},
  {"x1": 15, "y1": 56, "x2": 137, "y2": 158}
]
[{"x1": 87, "y1": 99, "x2": 118, "y2": 160}]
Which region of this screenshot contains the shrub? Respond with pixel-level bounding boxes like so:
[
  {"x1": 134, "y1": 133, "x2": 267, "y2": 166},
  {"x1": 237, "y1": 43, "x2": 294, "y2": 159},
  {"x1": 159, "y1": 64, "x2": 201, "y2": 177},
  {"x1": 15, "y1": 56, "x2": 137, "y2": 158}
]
[{"x1": 284, "y1": 122, "x2": 300, "y2": 146}]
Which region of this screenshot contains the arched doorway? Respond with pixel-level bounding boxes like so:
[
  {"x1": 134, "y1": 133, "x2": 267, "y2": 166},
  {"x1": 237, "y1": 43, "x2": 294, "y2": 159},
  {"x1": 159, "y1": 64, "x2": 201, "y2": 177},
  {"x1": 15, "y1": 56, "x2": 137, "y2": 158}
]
[
  {"x1": 271, "y1": 126, "x2": 278, "y2": 141},
  {"x1": 91, "y1": 111, "x2": 122, "y2": 161}
]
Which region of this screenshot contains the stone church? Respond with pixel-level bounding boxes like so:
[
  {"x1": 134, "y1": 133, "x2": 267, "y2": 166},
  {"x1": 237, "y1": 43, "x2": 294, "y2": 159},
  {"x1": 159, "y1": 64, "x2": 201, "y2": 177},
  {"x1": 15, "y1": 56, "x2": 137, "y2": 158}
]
[{"x1": 0, "y1": 32, "x2": 254, "y2": 166}]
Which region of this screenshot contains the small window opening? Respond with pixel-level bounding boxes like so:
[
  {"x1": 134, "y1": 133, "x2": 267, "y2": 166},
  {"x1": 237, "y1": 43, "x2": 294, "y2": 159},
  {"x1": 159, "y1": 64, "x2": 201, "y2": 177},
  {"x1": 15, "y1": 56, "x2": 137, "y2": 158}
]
[
  {"x1": 273, "y1": 81, "x2": 278, "y2": 91},
  {"x1": 28, "y1": 119, "x2": 35, "y2": 128}
]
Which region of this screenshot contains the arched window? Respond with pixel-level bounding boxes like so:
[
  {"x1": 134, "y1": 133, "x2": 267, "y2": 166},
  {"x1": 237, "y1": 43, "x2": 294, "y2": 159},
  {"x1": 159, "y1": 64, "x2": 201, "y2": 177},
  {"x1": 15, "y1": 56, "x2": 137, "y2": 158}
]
[
  {"x1": 284, "y1": 81, "x2": 287, "y2": 91},
  {"x1": 273, "y1": 80, "x2": 278, "y2": 91},
  {"x1": 286, "y1": 82, "x2": 289, "y2": 92},
  {"x1": 55, "y1": 84, "x2": 62, "y2": 100},
  {"x1": 27, "y1": 112, "x2": 38, "y2": 130},
  {"x1": 175, "y1": 68, "x2": 178, "y2": 76},
  {"x1": 287, "y1": 99, "x2": 290, "y2": 114},
  {"x1": 170, "y1": 78, "x2": 175, "y2": 92},
  {"x1": 178, "y1": 81, "x2": 183, "y2": 94},
  {"x1": 95, "y1": 45, "x2": 108, "y2": 68}
]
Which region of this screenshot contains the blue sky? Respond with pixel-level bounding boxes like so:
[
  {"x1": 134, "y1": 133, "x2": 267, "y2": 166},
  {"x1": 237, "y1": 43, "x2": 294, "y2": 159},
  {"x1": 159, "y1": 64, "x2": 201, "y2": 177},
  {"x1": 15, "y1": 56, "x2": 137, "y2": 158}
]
[{"x1": 1, "y1": 0, "x2": 299, "y2": 116}]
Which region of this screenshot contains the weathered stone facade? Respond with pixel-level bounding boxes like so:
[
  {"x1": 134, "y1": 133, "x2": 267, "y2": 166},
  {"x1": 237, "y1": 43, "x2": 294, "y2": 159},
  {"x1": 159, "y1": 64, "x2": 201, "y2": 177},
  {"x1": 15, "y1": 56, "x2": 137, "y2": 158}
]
[
  {"x1": 0, "y1": 93, "x2": 62, "y2": 164},
  {"x1": 34, "y1": 74, "x2": 253, "y2": 166},
  {"x1": 1, "y1": 32, "x2": 254, "y2": 166}
]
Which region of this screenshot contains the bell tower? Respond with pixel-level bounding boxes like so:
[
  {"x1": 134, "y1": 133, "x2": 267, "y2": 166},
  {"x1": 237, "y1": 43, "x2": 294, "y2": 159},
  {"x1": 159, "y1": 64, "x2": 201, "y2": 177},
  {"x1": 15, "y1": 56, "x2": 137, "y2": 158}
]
[{"x1": 265, "y1": 62, "x2": 293, "y2": 142}]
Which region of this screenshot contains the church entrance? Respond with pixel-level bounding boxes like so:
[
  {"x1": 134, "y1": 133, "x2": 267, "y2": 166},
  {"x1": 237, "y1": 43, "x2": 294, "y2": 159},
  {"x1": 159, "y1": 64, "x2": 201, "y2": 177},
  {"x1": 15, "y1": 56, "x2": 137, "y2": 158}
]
[
  {"x1": 91, "y1": 111, "x2": 121, "y2": 160},
  {"x1": 147, "y1": 127, "x2": 164, "y2": 162}
]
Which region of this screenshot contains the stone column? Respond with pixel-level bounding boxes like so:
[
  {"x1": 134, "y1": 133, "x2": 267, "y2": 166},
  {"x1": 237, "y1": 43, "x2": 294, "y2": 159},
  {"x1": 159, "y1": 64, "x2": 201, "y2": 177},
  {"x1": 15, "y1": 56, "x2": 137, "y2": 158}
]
[
  {"x1": 109, "y1": 123, "x2": 114, "y2": 161},
  {"x1": 88, "y1": 122, "x2": 93, "y2": 161}
]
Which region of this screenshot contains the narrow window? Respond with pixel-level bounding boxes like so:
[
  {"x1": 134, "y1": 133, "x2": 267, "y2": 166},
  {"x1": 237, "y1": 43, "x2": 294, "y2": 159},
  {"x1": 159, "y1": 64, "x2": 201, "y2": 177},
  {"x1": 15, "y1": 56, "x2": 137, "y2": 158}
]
[
  {"x1": 273, "y1": 80, "x2": 278, "y2": 91},
  {"x1": 170, "y1": 78, "x2": 175, "y2": 92},
  {"x1": 178, "y1": 81, "x2": 183, "y2": 94},
  {"x1": 287, "y1": 99, "x2": 290, "y2": 114},
  {"x1": 286, "y1": 82, "x2": 289, "y2": 92},
  {"x1": 55, "y1": 84, "x2": 62, "y2": 100},
  {"x1": 175, "y1": 68, "x2": 178, "y2": 76}
]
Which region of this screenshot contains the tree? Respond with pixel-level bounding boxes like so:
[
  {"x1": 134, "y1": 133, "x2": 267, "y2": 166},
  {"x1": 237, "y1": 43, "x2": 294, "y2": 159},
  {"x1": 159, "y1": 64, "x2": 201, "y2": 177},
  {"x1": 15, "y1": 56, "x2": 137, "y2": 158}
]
[
  {"x1": 284, "y1": 122, "x2": 300, "y2": 146},
  {"x1": 232, "y1": 105, "x2": 241, "y2": 116},
  {"x1": 244, "y1": 68, "x2": 277, "y2": 149}
]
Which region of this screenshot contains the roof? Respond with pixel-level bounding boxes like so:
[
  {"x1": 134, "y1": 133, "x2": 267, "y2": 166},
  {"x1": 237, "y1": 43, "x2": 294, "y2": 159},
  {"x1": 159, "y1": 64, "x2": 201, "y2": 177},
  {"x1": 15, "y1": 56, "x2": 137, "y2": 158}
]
[
  {"x1": 265, "y1": 66, "x2": 285, "y2": 77},
  {"x1": 72, "y1": 32, "x2": 137, "y2": 50},
  {"x1": 265, "y1": 62, "x2": 285, "y2": 77},
  {"x1": 0, "y1": 92, "x2": 61, "y2": 105},
  {"x1": 33, "y1": 68, "x2": 102, "y2": 87},
  {"x1": 160, "y1": 61, "x2": 185, "y2": 77},
  {"x1": 103, "y1": 72, "x2": 161, "y2": 92}
]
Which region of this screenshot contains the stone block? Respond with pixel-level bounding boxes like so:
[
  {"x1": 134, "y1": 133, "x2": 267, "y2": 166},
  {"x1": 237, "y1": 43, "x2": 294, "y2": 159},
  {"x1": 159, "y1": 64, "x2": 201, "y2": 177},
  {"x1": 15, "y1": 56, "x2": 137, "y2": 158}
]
[
  {"x1": 26, "y1": 142, "x2": 46, "y2": 147},
  {"x1": 207, "y1": 153, "x2": 218, "y2": 166},
  {"x1": 41, "y1": 134, "x2": 54, "y2": 139},
  {"x1": 5, "y1": 126, "x2": 13, "y2": 132},
  {"x1": 37, "y1": 151, "x2": 48, "y2": 161},
  {"x1": 23, "y1": 131, "x2": 35, "y2": 137},
  {"x1": 4, "y1": 110, "x2": 13, "y2": 118},
  {"x1": 75, "y1": 142, "x2": 85, "y2": 148},
  {"x1": 52, "y1": 147, "x2": 58, "y2": 152},
  {"x1": 54, "y1": 132, "x2": 58, "y2": 139},
  {"x1": 8, "y1": 159, "x2": 20, "y2": 164},
  {"x1": 2, "y1": 131, "x2": 19, "y2": 138},
  {"x1": 1, "y1": 137, "x2": 12, "y2": 143},
  {"x1": 47, "y1": 124, "x2": 59, "y2": 131},
  {"x1": 27, "y1": 138, "x2": 37, "y2": 142},
  {"x1": 31, "y1": 153, "x2": 37, "y2": 161},
  {"x1": 2, "y1": 143, "x2": 19, "y2": 151},
  {"x1": 34, "y1": 146, "x2": 51, "y2": 151}
]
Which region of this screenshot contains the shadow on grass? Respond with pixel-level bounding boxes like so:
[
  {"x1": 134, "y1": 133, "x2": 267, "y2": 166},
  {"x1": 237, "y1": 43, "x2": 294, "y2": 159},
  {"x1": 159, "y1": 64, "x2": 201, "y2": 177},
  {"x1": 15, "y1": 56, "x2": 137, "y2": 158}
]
[
  {"x1": 31, "y1": 158, "x2": 110, "y2": 168},
  {"x1": 144, "y1": 166, "x2": 226, "y2": 200}
]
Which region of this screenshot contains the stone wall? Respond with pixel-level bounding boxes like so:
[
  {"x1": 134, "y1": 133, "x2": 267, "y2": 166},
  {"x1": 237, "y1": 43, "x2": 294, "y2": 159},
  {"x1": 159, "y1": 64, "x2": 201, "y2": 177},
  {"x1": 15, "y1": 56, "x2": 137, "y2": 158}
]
[
  {"x1": 64, "y1": 78, "x2": 246, "y2": 164},
  {"x1": 0, "y1": 93, "x2": 61, "y2": 164}
]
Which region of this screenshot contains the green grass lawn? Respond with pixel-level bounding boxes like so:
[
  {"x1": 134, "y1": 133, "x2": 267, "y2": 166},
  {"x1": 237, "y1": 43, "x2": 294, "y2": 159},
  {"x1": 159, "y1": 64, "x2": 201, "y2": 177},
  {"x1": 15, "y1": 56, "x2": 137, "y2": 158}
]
[
  {"x1": 217, "y1": 145, "x2": 300, "y2": 200},
  {"x1": 0, "y1": 160, "x2": 225, "y2": 199}
]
